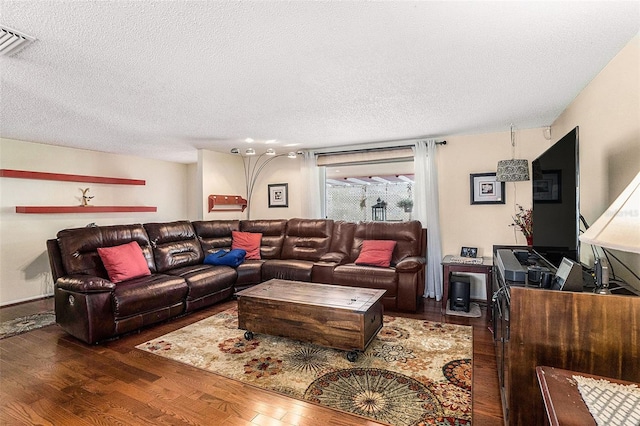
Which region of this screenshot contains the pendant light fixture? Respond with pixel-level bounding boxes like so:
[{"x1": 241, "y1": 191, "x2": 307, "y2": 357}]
[{"x1": 496, "y1": 124, "x2": 530, "y2": 182}]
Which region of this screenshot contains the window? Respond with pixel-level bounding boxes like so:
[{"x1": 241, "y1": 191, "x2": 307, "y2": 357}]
[{"x1": 324, "y1": 161, "x2": 414, "y2": 222}]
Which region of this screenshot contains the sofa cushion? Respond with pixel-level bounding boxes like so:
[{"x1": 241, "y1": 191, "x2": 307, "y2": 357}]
[
  {"x1": 97, "y1": 241, "x2": 151, "y2": 283},
  {"x1": 235, "y1": 260, "x2": 264, "y2": 289},
  {"x1": 327, "y1": 221, "x2": 356, "y2": 261},
  {"x1": 112, "y1": 274, "x2": 188, "y2": 319},
  {"x1": 280, "y1": 218, "x2": 334, "y2": 261},
  {"x1": 57, "y1": 224, "x2": 155, "y2": 278},
  {"x1": 355, "y1": 240, "x2": 397, "y2": 268},
  {"x1": 351, "y1": 221, "x2": 423, "y2": 265},
  {"x1": 332, "y1": 264, "x2": 398, "y2": 297},
  {"x1": 261, "y1": 259, "x2": 315, "y2": 282},
  {"x1": 166, "y1": 264, "x2": 236, "y2": 300},
  {"x1": 240, "y1": 220, "x2": 287, "y2": 259},
  {"x1": 193, "y1": 220, "x2": 240, "y2": 253},
  {"x1": 144, "y1": 221, "x2": 204, "y2": 272},
  {"x1": 232, "y1": 231, "x2": 262, "y2": 259}
]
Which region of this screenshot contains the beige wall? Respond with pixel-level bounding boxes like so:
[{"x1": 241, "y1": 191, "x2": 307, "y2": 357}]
[
  {"x1": 0, "y1": 138, "x2": 190, "y2": 305},
  {"x1": 435, "y1": 34, "x2": 639, "y2": 292},
  {"x1": 314, "y1": 33, "x2": 637, "y2": 294},
  {"x1": 435, "y1": 127, "x2": 550, "y2": 259},
  {"x1": 198, "y1": 150, "x2": 304, "y2": 221},
  {"x1": 248, "y1": 155, "x2": 304, "y2": 220},
  {"x1": 198, "y1": 150, "x2": 246, "y2": 220},
  {"x1": 552, "y1": 34, "x2": 640, "y2": 290}
]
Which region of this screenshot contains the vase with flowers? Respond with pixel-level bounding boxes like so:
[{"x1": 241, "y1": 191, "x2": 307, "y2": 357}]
[{"x1": 511, "y1": 204, "x2": 533, "y2": 245}]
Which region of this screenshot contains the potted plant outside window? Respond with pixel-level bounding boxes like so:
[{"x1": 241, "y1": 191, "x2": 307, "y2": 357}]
[{"x1": 397, "y1": 199, "x2": 413, "y2": 212}]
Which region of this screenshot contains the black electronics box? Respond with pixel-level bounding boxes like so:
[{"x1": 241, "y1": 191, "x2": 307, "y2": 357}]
[{"x1": 450, "y1": 274, "x2": 471, "y2": 312}]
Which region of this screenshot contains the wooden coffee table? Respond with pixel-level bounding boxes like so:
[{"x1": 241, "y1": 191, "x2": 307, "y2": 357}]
[{"x1": 236, "y1": 279, "x2": 385, "y2": 361}]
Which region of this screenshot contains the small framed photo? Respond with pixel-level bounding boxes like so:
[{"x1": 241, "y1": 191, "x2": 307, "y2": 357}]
[
  {"x1": 268, "y1": 183, "x2": 288, "y2": 208},
  {"x1": 470, "y1": 173, "x2": 505, "y2": 205},
  {"x1": 460, "y1": 247, "x2": 478, "y2": 258}
]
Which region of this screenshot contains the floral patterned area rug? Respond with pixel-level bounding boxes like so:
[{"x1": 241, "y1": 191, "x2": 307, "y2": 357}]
[
  {"x1": 137, "y1": 307, "x2": 473, "y2": 426},
  {"x1": 0, "y1": 311, "x2": 56, "y2": 340}
]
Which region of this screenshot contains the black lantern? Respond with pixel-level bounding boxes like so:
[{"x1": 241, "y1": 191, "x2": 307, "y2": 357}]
[{"x1": 372, "y1": 197, "x2": 387, "y2": 221}]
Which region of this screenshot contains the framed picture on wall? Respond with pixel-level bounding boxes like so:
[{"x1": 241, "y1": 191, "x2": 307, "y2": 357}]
[
  {"x1": 470, "y1": 173, "x2": 505, "y2": 205},
  {"x1": 268, "y1": 183, "x2": 288, "y2": 208}
]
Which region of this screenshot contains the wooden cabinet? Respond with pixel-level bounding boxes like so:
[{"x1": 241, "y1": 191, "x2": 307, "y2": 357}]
[
  {"x1": 492, "y1": 267, "x2": 511, "y2": 423},
  {"x1": 493, "y1": 254, "x2": 640, "y2": 425}
]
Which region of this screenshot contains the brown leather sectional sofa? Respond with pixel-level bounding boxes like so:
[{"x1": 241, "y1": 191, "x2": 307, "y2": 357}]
[{"x1": 47, "y1": 218, "x2": 426, "y2": 344}]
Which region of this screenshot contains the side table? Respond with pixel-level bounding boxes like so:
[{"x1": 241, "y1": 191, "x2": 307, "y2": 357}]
[{"x1": 441, "y1": 254, "x2": 493, "y2": 318}]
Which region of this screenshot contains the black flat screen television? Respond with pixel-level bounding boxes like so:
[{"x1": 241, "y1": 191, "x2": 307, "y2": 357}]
[{"x1": 531, "y1": 127, "x2": 580, "y2": 267}]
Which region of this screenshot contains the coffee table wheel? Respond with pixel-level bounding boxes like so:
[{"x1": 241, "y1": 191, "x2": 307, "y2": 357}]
[
  {"x1": 347, "y1": 351, "x2": 358, "y2": 362},
  {"x1": 244, "y1": 331, "x2": 254, "y2": 340}
]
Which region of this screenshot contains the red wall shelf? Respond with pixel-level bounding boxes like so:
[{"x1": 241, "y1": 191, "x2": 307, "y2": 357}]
[
  {"x1": 3, "y1": 169, "x2": 154, "y2": 214},
  {"x1": 0, "y1": 169, "x2": 146, "y2": 185},
  {"x1": 15, "y1": 206, "x2": 157, "y2": 214},
  {"x1": 208, "y1": 195, "x2": 247, "y2": 212}
]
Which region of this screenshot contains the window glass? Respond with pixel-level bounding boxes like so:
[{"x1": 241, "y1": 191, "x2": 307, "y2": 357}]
[{"x1": 325, "y1": 161, "x2": 414, "y2": 222}]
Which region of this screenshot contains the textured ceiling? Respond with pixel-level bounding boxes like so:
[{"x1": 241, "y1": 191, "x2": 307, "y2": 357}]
[{"x1": 1, "y1": 1, "x2": 638, "y2": 164}]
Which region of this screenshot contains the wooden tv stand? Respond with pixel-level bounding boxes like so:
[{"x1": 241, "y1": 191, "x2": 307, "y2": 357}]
[{"x1": 492, "y1": 249, "x2": 640, "y2": 425}]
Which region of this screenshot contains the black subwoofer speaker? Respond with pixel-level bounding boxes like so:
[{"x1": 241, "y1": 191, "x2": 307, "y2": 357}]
[{"x1": 450, "y1": 274, "x2": 471, "y2": 312}]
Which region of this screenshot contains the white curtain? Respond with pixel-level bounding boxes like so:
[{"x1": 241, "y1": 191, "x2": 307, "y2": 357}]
[
  {"x1": 300, "y1": 150, "x2": 324, "y2": 218},
  {"x1": 413, "y1": 140, "x2": 443, "y2": 301}
]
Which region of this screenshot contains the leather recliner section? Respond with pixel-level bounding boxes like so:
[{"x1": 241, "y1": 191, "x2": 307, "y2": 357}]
[{"x1": 48, "y1": 218, "x2": 426, "y2": 344}]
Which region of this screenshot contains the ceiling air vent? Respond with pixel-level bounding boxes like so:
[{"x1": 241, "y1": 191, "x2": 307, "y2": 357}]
[{"x1": 0, "y1": 25, "x2": 36, "y2": 56}]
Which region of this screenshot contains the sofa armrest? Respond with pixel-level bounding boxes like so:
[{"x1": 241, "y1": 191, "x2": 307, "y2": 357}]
[
  {"x1": 46, "y1": 238, "x2": 66, "y2": 283},
  {"x1": 56, "y1": 274, "x2": 116, "y2": 293},
  {"x1": 395, "y1": 256, "x2": 426, "y2": 273},
  {"x1": 319, "y1": 252, "x2": 348, "y2": 264}
]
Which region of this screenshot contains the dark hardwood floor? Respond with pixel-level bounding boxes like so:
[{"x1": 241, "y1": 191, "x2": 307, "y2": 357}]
[{"x1": 0, "y1": 296, "x2": 503, "y2": 425}]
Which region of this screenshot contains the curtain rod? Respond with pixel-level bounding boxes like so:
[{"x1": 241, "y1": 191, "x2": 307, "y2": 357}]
[{"x1": 312, "y1": 139, "x2": 447, "y2": 156}]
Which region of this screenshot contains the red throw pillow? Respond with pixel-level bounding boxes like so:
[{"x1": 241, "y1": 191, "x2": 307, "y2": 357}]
[
  {"x1": 355, "y1": 240, "x2": 397, "y2": 268},
  {"x1": 97, "y1": 241, "x2": 151, "y2": 283},
  {"x1": 232, "y1": 231, "x2": 262, "y2": 260}
]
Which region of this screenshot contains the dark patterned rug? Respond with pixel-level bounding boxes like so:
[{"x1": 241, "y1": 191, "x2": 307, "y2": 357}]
[
  {"x1": 137, "y1": 307, "x2": 473, "y2": 426},
  {"x1": 0, "y1": 311, "x2": 56, "y2": 340}
]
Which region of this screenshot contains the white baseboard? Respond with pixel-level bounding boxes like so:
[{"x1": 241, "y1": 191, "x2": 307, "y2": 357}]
[{"x1": 0, "y1": 293, "x2": 54, "y2": 308}]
